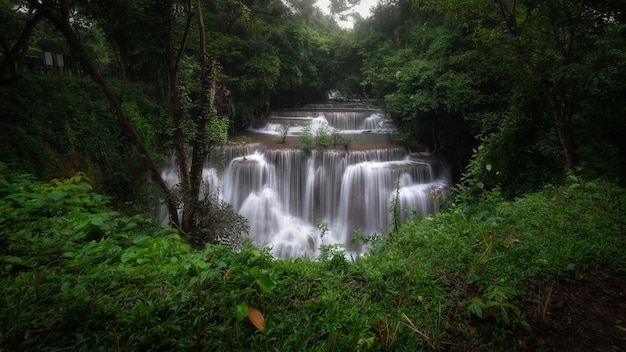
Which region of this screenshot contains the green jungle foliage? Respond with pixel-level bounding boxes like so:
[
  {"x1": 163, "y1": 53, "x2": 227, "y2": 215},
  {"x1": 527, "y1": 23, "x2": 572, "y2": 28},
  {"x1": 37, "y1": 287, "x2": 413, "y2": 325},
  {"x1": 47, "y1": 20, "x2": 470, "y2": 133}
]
[
  {"x1": 298, "y1": 121, "x2": 336, "y2": 151},
  {"x1": 1, "y1": 164, "x2": 624, "y2": 351},
  {"x1": 0, "y1": 75, "x2": 169, "y2": 207},
  {"x1": 352, "y1": 0, "x2": 626, "y2": 194}
]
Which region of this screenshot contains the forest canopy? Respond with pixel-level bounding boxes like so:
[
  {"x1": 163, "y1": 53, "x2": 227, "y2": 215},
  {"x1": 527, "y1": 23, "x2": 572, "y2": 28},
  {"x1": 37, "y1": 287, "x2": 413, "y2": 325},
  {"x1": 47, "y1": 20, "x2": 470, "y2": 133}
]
[{"x1": 1, "y1": 0, "x2": 625, "y2": 216}]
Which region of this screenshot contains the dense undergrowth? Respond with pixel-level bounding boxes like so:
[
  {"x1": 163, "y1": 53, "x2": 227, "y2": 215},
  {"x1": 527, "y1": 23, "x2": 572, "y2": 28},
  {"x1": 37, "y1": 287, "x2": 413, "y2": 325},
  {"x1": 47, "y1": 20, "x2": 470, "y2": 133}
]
[
  {"x1": 1, "y1": 163, "x2": 625, "y2": 351},
  {"x1": 0, "y1": 75, "x2": 169, "y2": 207}
]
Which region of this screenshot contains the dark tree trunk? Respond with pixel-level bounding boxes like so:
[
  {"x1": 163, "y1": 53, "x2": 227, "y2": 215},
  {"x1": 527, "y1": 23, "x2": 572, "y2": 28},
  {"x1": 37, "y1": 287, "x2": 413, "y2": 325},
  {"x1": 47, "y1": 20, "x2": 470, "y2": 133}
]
[
  {"x1": 162, "y1": 0, "x2": 190, "y2": 194},
  {"x1": 551, "y1": 97, "x2": 578, "y2": 170},
  {"x1": 185, "y1": 2, "x2": 214, "y2": 230},
  {"x1": 161, "y1": 0, "x2": 195, "y2": 230}
]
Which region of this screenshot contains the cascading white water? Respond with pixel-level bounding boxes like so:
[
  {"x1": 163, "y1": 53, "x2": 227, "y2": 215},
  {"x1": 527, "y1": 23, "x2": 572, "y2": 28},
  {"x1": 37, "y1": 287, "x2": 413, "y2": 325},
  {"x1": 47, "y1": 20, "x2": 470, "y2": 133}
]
[
  {"x1": 254, "y1": 105, "x2": 396, "y2": 135},
  {"x1": 161, "y1": 104, "x2": 450, "y2": 258}
]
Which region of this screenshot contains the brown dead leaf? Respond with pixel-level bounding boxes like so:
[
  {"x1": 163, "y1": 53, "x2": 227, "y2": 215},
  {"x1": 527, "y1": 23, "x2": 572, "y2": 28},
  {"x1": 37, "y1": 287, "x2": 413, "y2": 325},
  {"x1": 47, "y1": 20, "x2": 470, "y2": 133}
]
[{"x1": 247, "y1": 307, "x2": 265, "y2": 333}]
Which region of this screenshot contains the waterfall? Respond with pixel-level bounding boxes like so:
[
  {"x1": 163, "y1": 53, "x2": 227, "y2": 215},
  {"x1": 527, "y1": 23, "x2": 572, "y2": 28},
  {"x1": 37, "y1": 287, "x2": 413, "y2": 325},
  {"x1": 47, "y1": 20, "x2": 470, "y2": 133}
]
[
  {"x1": 161, "y1": 105, "x2": 450, "y2": 258},
  {"x1": 255, "y1": 105, "x2": 396, "y2": 134}
]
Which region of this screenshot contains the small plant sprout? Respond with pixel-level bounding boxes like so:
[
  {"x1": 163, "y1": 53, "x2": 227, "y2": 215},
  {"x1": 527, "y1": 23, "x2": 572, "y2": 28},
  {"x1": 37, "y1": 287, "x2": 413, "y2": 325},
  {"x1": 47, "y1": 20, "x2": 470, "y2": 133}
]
[{"x1": 315, "y1": 218, "x2": 330, "y2": 239}]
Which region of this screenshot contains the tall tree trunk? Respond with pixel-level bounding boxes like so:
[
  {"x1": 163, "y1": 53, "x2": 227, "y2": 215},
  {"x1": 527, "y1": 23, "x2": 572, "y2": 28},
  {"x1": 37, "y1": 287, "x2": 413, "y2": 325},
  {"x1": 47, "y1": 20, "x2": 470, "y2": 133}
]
[
  {"x1": 163, "y1": 0, "x2": 189, "y2": 191},
  {"x1": 185, "y1": 2, "x2": 207, "y2": 229},
  {"x1": 185, "y1": 2, "x2": 218, "y2": 230},
  {"x1": 161, "y1": 0, "x2": 195, "y2": 230},
  {"x1": 26, "y1": 0, "x2": 180, "y2": 227},
  {"x1": 549, "y1": 94, "x2": 578, "y2": 169}
]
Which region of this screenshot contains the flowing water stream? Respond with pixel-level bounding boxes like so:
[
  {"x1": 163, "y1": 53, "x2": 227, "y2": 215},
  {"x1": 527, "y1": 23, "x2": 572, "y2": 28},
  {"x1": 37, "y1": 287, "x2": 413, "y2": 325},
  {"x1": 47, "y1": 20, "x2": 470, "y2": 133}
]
[{"x1": 161, "y1": 103, "x2": 450, "y2": 258}]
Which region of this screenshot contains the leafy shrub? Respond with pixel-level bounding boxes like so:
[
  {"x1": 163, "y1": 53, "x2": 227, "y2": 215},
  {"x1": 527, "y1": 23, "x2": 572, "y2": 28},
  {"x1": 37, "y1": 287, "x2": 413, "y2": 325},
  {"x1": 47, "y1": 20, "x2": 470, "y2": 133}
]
[
  {"x1": 0, "y1": 164, "x2": 275, "y2": 351},
  {"x1": 316, "y1": 126, "x2": 333, "y2": 149},
  {"x1": 299, "y1": 121, "x2": 315, "y2": 151}
]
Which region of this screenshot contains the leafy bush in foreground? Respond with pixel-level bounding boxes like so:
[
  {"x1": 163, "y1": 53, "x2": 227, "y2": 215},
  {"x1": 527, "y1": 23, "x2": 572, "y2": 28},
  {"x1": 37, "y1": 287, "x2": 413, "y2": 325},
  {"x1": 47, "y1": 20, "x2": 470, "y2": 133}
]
[
  {"x1": 1, "y1": 163, "x2": 625, "y2": 351},
  {"x1": 0, "y1": 165, "x2": 275, "y2": 351}
]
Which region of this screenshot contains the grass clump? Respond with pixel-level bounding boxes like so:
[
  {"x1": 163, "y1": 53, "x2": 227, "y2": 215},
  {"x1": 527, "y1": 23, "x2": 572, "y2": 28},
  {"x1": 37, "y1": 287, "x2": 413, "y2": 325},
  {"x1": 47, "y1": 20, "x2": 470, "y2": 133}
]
[{"x1": 1, "y1": 162, "x2": 625, "y2": 351}]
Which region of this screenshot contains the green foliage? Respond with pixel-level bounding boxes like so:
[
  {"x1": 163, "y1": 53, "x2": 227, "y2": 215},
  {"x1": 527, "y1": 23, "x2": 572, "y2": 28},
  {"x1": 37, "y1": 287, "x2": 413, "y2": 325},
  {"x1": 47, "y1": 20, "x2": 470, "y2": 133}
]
[
  {"x1": 377, "y1": 175, "x2": 626, "y2": 347},
  {"x1": 299, "y1": 121, "x2": 316, "y2": 152},
  {"x1": 0, "y1": 75, "x2": 168, "y2": 205},
  {"x1": 0, "y1": 168, "x2": 117, "y2": 269},
  {"x1": 357, "y1": 11, "x2": 479, "y2": 177},
  {"x1": 315, "y1": 218, "x2": 330, "y2": 239},
  {"x1": 316, "y1": 126, "x2": 333, "y2": 149},
  {"x1": 0, "y1": 165, "x2": 276, "y2": 350},
  {"x1": 467, "y1": 285, "x2": 530, "y2": 332},
  {"x1": 389, "y1": 180, "x2": 401, "y2": 232},
  {"x1": 208, "y1": 113, "x2": 230, "y2": 146},
  {"x1": 299, "y1": 122, "x2": 337, "y2": 151},
  {"x1": 354, "y1": 0, "x2": 626, "y2": 193},
  {"x1": 391, "y1": 131, "x2": 419, "y2": 149},
  {"x1": 454, "y1": 142, "x2": 498, "y2": 203},
  {"x1": 472, "y1": 115, "x2": 566, "y2": 198},
  {"x1": 1, "y1": 164, "x2": 625, "y2": 351}
]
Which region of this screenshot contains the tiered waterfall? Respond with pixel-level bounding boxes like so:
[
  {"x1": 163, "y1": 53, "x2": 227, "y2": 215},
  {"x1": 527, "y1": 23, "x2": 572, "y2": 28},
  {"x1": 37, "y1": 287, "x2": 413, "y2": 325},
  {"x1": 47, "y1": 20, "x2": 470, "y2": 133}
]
[{"x1": 161, "y1": 103, "x2": 450, "y2": 258}]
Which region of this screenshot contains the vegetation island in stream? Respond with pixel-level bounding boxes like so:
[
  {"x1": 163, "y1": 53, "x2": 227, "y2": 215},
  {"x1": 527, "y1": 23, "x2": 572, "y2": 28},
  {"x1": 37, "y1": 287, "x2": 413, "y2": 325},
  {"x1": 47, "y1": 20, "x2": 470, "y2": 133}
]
[{"x1": 1, "y1": 0, "x2": 625, "y2": 351}]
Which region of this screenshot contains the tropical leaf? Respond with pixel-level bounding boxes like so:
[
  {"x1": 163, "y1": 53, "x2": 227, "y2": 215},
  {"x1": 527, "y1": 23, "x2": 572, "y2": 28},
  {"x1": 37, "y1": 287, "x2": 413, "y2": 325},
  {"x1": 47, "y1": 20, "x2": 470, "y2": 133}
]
[
  {"x1": 255, "y1": 276, "x2": 276, "y2": 293},
  {"x1": 235, "y1": 302, "x2": 248, "y2": 321},
  {"x1": 0, "y1": 255, "x2": 33, "y2": 267}
]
